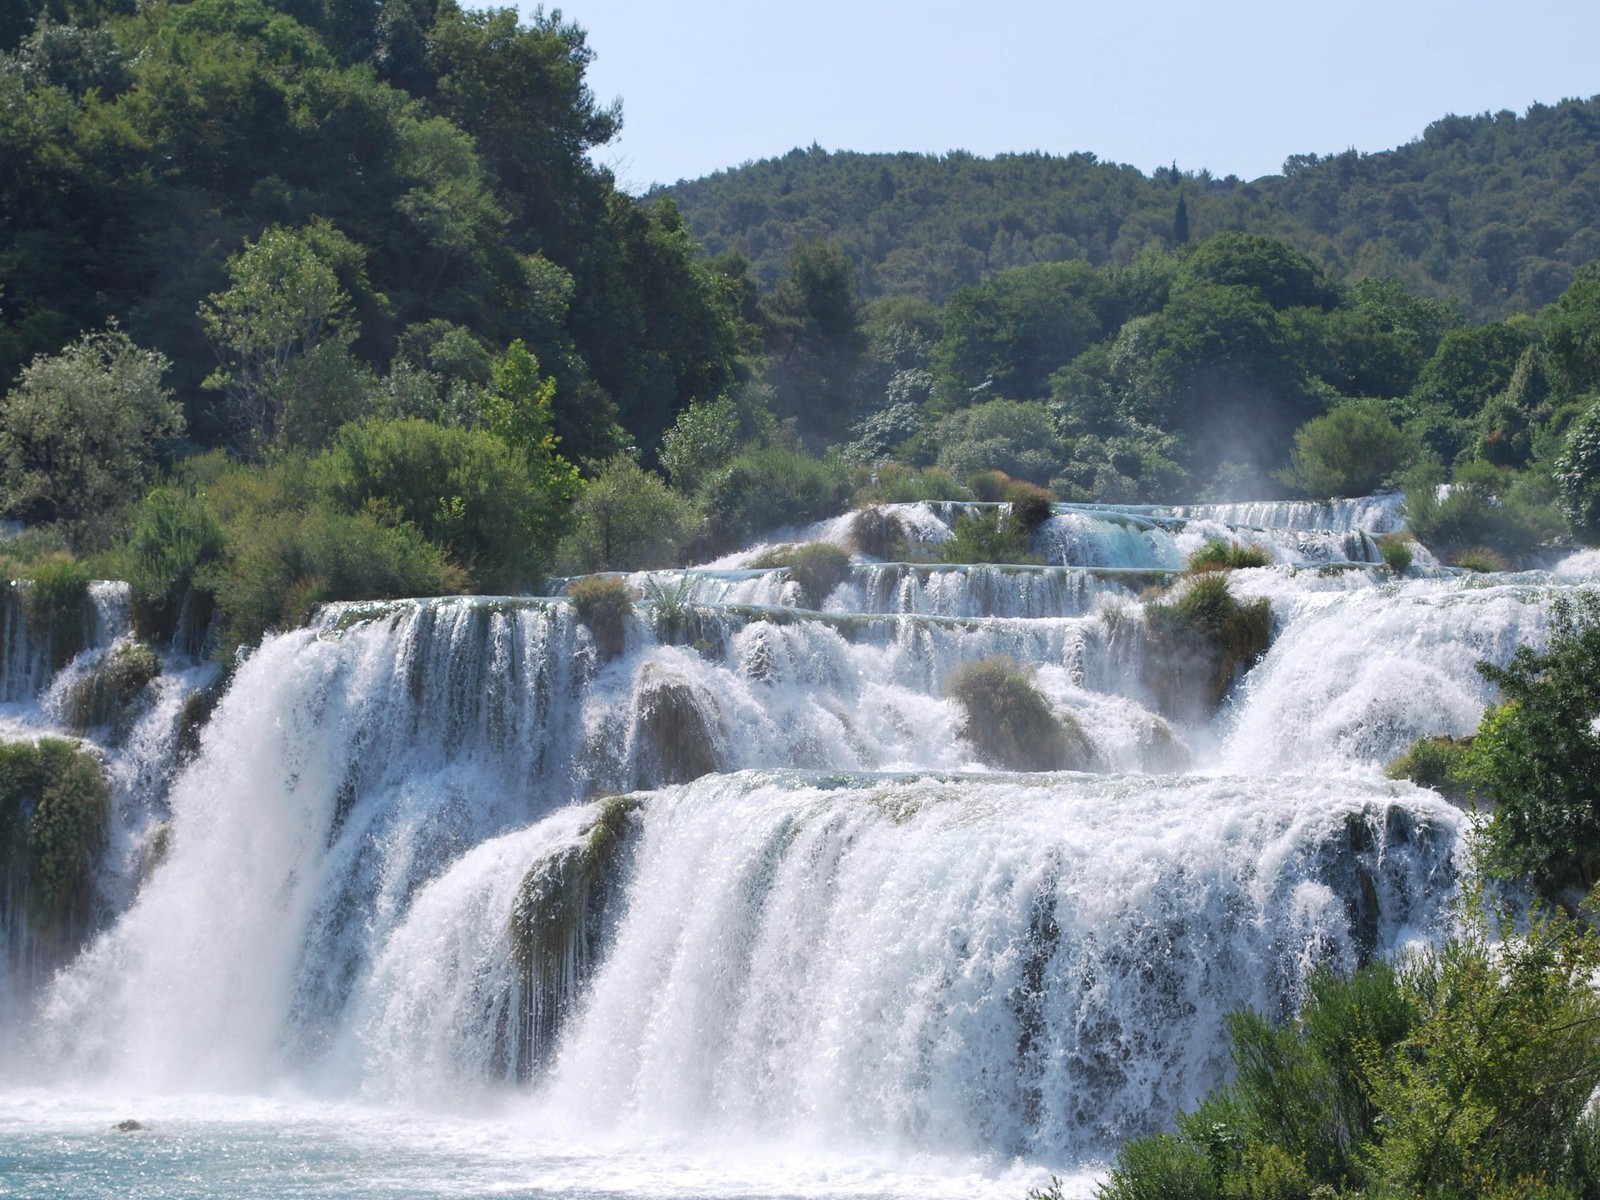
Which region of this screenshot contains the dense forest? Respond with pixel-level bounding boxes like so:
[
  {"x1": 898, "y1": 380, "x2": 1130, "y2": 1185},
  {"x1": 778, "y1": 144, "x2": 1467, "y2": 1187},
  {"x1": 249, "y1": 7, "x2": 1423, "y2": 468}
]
[
  {"x1": 663, "y1": 101, "x2": 1600, "y2": 321},
  {"x1": 4, "y1": 0, "x2": 1600, "y2": 653}
]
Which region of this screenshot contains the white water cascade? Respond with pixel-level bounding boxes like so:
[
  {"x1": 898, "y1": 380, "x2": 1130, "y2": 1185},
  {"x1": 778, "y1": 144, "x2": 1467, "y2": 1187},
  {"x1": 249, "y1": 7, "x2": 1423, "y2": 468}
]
[{"x1": 0, "y1": 497, "x2": 1593, "y2": 1197}]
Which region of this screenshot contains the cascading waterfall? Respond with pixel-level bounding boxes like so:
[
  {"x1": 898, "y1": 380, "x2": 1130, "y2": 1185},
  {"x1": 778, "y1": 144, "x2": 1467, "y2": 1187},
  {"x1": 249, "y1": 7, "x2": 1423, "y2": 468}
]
[{"x1": 2, "y1": 498, "x2": 1594, "y2": 1196}]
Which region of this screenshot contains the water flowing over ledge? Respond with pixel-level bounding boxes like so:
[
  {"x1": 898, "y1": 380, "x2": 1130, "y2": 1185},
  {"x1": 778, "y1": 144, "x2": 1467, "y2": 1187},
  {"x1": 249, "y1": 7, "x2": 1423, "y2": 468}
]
[{"x1": 0, "y1": 494, "x2": 1593, "y2": 1192}]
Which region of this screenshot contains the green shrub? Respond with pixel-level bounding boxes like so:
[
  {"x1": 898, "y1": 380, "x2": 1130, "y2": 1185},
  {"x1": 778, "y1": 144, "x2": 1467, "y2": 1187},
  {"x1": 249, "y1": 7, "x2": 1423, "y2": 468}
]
[
  {"x1": 0, "y1": 737, "x2": 110, "y2": 934},
  {"x1": 1376, "y1": 532, "x2": 1414, "y2": 574},
  {"x1": 1465, "y1": 592, "x2": 1600, "y2": 900},
  {"x1": 1277, "y1": 399, "x2": 1419, "y2": 499},
  {"x1": 204, "y1": 503, "x2": 462, "y2": 655},
  {"x1": 567, "y1": 575, "x2": 634, "y2": 662},
  {"x1": 945, "y1": 655, "x2": 1093, "y2": 772},
  {"x1": 1187, "y1": 539, "x2": 1272, "y2": 572},
  {"x1": 1003, "y1": 479, "x2": 1056, "y2": 532},
  {"x1": 1100, "y1": 902, "x2": 1600, "y2": 1200},
  {"x1": 1555, "y1": 396, "x2": 1600, "y2": 543},
  {"x1": 319, "y1": 417, "x2": 559, "y2": 591},
  {"x1": 555, "y1": 455, "x2": 700, "y2": 575},
  {"x1": 967, "y1": 469, "x2": 1013, "y2": 501},
  {"x1": 1403, "y1": 461, "x2": 1550, "y2": 567},
  {"x1": 933, "y1": 399, "x2": 1068, "y2": 487},
  {"x1": 699, "y1": 446, "x2": 853, "y2": 554},
  {"x1": 852, "y1": 462, "x2": 970, "y2": 504},
  {"x1": 1141, "y1": 573, "x2": 1273, "y2": 716},
  {"x1": 1385, "y1": 735, "x2": 1480, "y2": 804},
  {"x1": 940, "y1": 508, "x2": 1038, "y2": 564},
  {"x1": 105, "y1": 485, "x2": 226, "y2": 646},
  {"x1": 849, "y1": 506, "x2": 911, "y2": 560},
  {"x1": 1452, "y1": 545, "x2": 1509, "y2": 573},
  {"x1": 756, "y1": 542, "x2": 852, "y2": 609}
]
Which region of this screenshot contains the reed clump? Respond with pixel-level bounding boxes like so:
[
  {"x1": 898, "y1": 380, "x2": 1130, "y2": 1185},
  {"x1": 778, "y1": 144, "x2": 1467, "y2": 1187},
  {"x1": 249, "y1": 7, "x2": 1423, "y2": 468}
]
[{"x1": 1140, "y1": 573, "x2": 1272, "y2": 717}]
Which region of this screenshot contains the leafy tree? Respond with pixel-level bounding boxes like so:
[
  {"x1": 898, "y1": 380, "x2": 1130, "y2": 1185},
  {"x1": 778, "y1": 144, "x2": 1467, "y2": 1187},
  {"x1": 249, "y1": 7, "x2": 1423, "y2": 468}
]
[
  {"x1": 1543, "y1": 261, "x2": 1600, "y2": 399},
  {"x1": 933, "y1": 260, "x2": 1118, "y2": 406},
  {"x1": 199, "y1": 221, "x2": 375, "y2": 456},
  {"x1": 1174, "y1": 232, "x2": 1339, "y2": 311},
  {"x1": 1556, "y1": 397, "x2": 1600, "y2": 542},
  {"x1": 1466, "y1": 590, "x2": 1600, "y2": 901},
  {"x1": 318, "y1": 416, "x2": 559, "y2": 591},
  {"x1": 933, "y1": 399, "x2": 1068, "y2": 487},
  {"x1": 1278, "y1": 400, "x2": 1419, "y2": 499},
  {"x1": 658, "y1": 384, "x2": 775, "y2": 494},
  {"x1": 555, "y1": 455, "x2": 699, "y2": 574},
  {"x1": 0, "y1": 325, "x2": 180, "y2": 531},
  {"x1": 483, "y1": 339, "x2": 579, "y2": 540},
  {"x1": 762, "y1": 239, "x2": 866, "y2": 445}
]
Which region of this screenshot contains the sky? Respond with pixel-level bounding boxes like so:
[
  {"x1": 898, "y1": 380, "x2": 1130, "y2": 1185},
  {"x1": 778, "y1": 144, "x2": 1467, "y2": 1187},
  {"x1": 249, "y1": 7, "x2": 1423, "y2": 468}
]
[{"x1": 518, "y1": 0, "x2": 1600, "y2": 194}]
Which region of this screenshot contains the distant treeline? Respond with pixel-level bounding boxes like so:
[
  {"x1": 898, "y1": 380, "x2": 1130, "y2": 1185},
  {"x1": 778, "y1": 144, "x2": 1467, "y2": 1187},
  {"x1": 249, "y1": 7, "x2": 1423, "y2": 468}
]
[{"x1": 662, "y1": 100, "x2": 1600, "y2": 322}]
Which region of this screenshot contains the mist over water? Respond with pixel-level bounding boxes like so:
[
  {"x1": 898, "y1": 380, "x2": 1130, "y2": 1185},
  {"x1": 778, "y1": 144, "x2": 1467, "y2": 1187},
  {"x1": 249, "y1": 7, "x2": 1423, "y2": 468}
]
[{"x1": 0, "y1": 496, "x2": 1587, "y2": 1197}]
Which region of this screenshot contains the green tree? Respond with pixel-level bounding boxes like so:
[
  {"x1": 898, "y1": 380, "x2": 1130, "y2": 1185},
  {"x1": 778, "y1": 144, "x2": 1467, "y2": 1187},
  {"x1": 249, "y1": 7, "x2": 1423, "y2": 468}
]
[
  {"x1": 1466, "y1": 591, "x2": 1600, "y2": 901},
  {"x1": 555, "y1": 455, "x2": 699, "y2": 574},
  {"x1": 484, "y1": 339, "x2": 579, "y2": 543},
  {"x1": 1556, "y1": 397, "x2": 1600, "y2": 542},
  {"x1": 762, "y1": 239, "x2": 866, "y2": 445},
  {"x1": 1543, "y1": 261, "x2": 1600, "y2": 399},
  {"x1": 0, "y1": 325, "x2": 180, "y2": 531},
  {"x1": 199, "y1": 221, "x2": 375, "y2": 456},
  {"x1": 933, "y1": 399, "x2": 1069, "y2": 487},
  {"x1": 1278, "y1": 400, "x2": 1419, "y2": 499}
]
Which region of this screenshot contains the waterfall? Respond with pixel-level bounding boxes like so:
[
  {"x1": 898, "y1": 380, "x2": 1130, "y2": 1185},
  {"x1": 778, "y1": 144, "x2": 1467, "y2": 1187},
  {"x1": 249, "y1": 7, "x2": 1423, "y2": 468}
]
[{"x1": 1, "y1": 496, "x2": 1592, "y2": 1187}]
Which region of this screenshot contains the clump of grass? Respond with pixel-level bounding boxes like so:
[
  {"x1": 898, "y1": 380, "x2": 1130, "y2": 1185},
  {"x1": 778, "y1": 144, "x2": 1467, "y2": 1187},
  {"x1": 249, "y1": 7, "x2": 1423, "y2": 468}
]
[
  {"x1": 1377, "y1": 532, "x2": 1414, "y2": 574},
  {"x1": 0, "y1": 737, "x2": 110, "y2": 936},
  {"x1": 1141, "y1": 573, "x2": 1273, "y2": 717},
  {"x1": 966, "y1": 470, "x2": 1014, "y2": 502},
  {"x1": 945, "y1": 655, "x2": 1094, "y2": 772},
  {"x1": 67, "y1": 640, "x2": 161, "y2": 733},
  {"x1": 1385, "y1": 734, "x2": 1480, "y2": 805},
  {"x1": 22, "y1": 557, "x2": 92, "y2": 670},
  {"x1": 1186, "y1": 538, "x2": 1272, "y2": 572},
  {"x1": 1453, "y1": 545, "x2": 1509, "y2": 573},
  {"x1": 850, "y1": 505, "x2": 911, "y2": 561},
  {"x1": 1003, "y1": 479, "x2": 1056, "y2": 533},
  {"x1": 940, "y1": 508, "x2": 1039, "y2": 564},
  {"x1": 567, "y1": 575, "x2": 635, "y2": 662}
]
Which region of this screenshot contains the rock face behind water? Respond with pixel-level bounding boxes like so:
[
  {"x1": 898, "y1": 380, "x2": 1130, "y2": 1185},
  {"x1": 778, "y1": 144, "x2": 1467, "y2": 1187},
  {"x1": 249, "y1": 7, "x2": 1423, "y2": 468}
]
[{"x1": 631, "y1": 664, "x2": 721, "y2": 788}]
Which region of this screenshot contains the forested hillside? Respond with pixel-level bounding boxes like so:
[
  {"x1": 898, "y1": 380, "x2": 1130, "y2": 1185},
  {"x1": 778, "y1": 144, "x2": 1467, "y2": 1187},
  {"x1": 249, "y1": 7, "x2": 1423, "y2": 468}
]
[
  {"x1": 663, "y1": 99, "x2": 1600, "y2": 321},
  {"x1": 5, "y1": 1, "x2": 1600, "y2": 660}
]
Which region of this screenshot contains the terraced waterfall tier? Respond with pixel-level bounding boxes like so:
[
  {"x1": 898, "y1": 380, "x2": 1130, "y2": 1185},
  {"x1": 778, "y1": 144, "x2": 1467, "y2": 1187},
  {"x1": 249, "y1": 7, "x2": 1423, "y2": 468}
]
[{"x1": 0, "y1": 495, "x2": 1594, "y2": 1195}]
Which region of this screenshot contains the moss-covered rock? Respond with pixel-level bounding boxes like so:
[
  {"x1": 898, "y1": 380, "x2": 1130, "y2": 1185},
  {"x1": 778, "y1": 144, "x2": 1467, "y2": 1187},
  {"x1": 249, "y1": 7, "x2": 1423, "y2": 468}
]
[
  {"x1": 1139, "y1": 573, "x2": 1273, "y2": 719},
  {"x1": 66, "y1": 639, "x2": 161, "y2": 733},
  {"x1": 20, "y1": 559, "x2": 92, "y2": 671},
  {"x1": 0, "y1": 737, "x2": 110, "y2": 941},
  {"x1": 631, "y1": 663, "x2": 721, "y2": 788},
  {"x1": 946, "y1": 655, "x2": 1095, "y2": 772},
  {"x1": 505, "y1": 794, "x2": 642, "y2": 1078},
  {"x1": 568, "y1": 575, "x2": 634, "y2": 662}
]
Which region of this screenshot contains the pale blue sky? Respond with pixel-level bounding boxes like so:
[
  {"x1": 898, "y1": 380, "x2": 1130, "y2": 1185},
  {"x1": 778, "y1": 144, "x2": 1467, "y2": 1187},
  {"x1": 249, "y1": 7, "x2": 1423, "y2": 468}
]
[{"x1": 519, "y1": 1, "x2": 1600, "y2": 193}]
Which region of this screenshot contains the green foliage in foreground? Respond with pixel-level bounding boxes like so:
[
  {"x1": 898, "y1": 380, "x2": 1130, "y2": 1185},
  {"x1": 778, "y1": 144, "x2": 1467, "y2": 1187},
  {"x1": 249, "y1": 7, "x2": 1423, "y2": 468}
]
[
  {"x1": 1467, "y1": 591, "x2": 1600, "y2": 902},
  {"x1": 1376, "y1": 533, "x2": 1414, "y2": 574},
  {"x1": 0, "y1": 737, "x2": 110, "y2": 934},
  {"x1": 1277, "y1": 400, "x2": 1418, "y2": 500},
  {"x1": 945, "y1": 655, "x2": 1092, "y2": 772},
  {"x1": 556, "y1": 455, "x2": 699, "y2": 575},
  {"x1": 1077, "y1": 898, "x2": 1600, "y2": 1200},
  {"x1": 750, "y1": 542, "x2": 852, "y2": 609}
]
